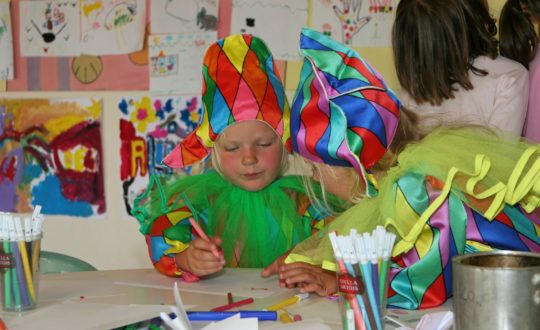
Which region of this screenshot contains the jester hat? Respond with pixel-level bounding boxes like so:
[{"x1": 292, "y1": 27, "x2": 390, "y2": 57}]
[
  {"x1": 291, "y1": 28, "x2": 401, "y2": 197},
  {"x1": 163, "y1": 34, "x2": 291, "y2": 168}
]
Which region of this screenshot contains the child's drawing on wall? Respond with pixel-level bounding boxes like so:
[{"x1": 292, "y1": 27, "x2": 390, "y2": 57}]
[
  {"x1": 118, "y1": 96, "x2": 207, "y2": 216},
  {"x1": 20, "y1": 0, "x2": 80, "y2": 57},
  {"x1": 312, "y1": 0, "x2": 397, "y2": 47},
  {"x1": 151, "y1": 0, "x2": 218, "y2": 34},
  {"x1": 0, "y1": 98, "x2": 105, "y2": 217}
]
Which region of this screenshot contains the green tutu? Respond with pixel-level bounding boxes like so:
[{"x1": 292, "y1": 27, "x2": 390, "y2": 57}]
[{"x1": 132, "y1": 170, "x2": 341, "y2": 272}]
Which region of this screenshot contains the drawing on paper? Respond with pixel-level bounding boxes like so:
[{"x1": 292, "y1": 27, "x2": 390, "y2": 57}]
[
  {"x1": 151, "y1": 0, "x2": 218, "y2": 34},
  {"x1": 0, "y1": 99, "x2": 106, "y2": 217},
  {"x1": 0, "y1": 2, "x2": 14, "y2": 80},
  {"x1": 150, "y1": 51, "x2": 178, "y2": 77},
  {"x1": 119, "y1": 96, "x2": 207, "y2": 216},
  {"x1": 148, "y1": 32, "x2": 216, "y2": 94},
  {"x1": 231, "y1": 0, "x2": 308, "y2": 60},
  {"x1": 312, "y1": 0, "x2": 397, "y2": 47},
  {"x1": 20, "y1": 0, "x2": 80, "y2": 57},
  {"x1": 81, "y1": 0, "x2": 146, "y2": 55}
]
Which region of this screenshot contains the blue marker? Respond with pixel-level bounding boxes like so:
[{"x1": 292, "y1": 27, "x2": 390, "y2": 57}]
[{"x1": 187, "y1": 310, "x2": 277, "y2": 321}]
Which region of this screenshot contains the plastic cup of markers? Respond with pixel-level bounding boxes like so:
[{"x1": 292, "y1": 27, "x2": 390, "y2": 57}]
[
  {"x1": 337, "y1": 271, "x2": 387, "y2": 330},
  {"x1": 0, "y1": 235, "x2": 42, "y2": 311}
]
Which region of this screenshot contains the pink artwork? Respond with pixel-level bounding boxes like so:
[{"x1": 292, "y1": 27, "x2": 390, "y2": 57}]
[{"x1": 7, "y1": 0, "x2": 149, "y2": 91}]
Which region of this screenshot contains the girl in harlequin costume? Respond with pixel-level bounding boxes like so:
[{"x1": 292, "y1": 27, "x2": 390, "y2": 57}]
[
  {"x1": 131, "y1": 34, "x2": 341, "y2": 280},
  {"x1": 264, "y1": 28, "x2": 540, "y2": 309}
]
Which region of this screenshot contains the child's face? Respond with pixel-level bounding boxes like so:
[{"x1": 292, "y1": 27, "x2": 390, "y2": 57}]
[{"x1": 215, "y1": 121, "x2": 283, "y2": 191}]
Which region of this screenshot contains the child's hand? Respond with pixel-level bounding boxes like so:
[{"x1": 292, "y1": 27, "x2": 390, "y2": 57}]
[
  {"x1": 260, "y1": 251, "x2": 289, "y2": 278},
  {"x1": 277, "y1": 262, "x2": 337, "y2": 296},
  {"x1": 175, "y1": 236, "x2": 225, "y2": 276}
]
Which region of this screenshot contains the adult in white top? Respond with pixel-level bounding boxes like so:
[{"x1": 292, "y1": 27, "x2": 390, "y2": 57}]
[
  {"x1": 392, "y1": 0, "x2": 529, "y2": 136},
  {"x1": 399, "y1": 56, "x2": 529, "y2": 136}
]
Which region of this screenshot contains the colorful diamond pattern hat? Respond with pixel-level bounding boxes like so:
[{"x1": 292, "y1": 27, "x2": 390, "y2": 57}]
[
  {"x1": 163, "y1": 34, "x2": 290, "y2": 168},
  {"x1": 291, "y1": 28, "x2": 401, "y2": 197}
]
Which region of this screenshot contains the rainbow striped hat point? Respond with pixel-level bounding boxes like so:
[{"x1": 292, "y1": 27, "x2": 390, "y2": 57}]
[
  {"x1": 163, "y1": 34, "x2": 290, "y2": 168},
  {"x1": 291, "y1": 28, "x2": 401, "y2": 196}
]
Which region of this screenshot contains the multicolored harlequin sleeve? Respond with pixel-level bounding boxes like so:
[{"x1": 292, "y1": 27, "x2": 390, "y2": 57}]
[
  {"x1": 143, "y1": 205, "x2": 197, "y2": 277},
  {"x1": 387, "y1": 174, "x2": 540, "y2": 309},
  {"x1": 131, "y1": 173, "x2": 207, "y2": 279}
]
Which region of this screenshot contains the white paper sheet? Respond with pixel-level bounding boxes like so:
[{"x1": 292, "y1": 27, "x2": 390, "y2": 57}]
[
  {"x1": 201, "y1": 313, "x2": 259, "y2": 330},
  {"x1": 115, "y1": 268, "x2": 284, "y2": 299},
  {"x1": 5, "y1": 301, "x2": 172, "y2": 330},
  {"x1": 230, "y1": 0, "x2": 307, "y2": 60},
  {"x1": 0, "y1": 1, "x2": 14, "y2": 79},
  {"x1": 19, "y1": 0, "x2": 81, "y2": 57},
  {"x1": 311, "y1": 0, "x2": 397, "y2": 47},
  {"x1": 80, "y1": 0, "x2": 146, "y2": 55},
  {"x1": 151, "y1": 0, "x2": 219, "y2": 34},
  {"x1": 149, "y1": 31, "x2": 217, "y2": 94}
]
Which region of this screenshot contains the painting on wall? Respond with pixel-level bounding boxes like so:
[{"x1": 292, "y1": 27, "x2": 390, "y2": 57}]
[
  {"x1": 311, "y1": 0, "x2": 397, "y2": 47},
  {"x1": 119, "y1": 95, "x2": 207, "y2": 216},
  {"x1": 0, "y1": 98, "x2": 106, "y2": 217}
]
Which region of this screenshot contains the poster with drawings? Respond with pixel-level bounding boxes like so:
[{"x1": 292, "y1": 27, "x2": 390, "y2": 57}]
[
  {"x1": 230, "y1": 0, "x2": 307, "y2": 60},
  {"x1": 151, "y1": 0, "x2": 218, "y2": 34},
  {"x1": 19, "y1": 0, "x2": 81, "y2": 57},
  {"x1": 80, "y1": 0, "x2": 146, "y2": 55},
  {"x1": 311, "y1": 0, "x2": 398, "y2": 47},
  {"x1": 149, "y1": 31, "x2": 217, "y2": 95},
  {"x1": 0, "y1": 1, "x2": 13, "y2": 80},
  {"x1": 118, "y1": 95, "x2": 207, "y2": 217}
]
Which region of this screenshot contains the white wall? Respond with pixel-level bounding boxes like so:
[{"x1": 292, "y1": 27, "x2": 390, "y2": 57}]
[{"x1": 0, "y1": 91, "x2": 152, "y2": 271}]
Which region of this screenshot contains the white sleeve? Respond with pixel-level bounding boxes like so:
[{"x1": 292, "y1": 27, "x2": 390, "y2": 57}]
[{"x1": 489, "y1": 65, "x2": 529, "y2": 135}]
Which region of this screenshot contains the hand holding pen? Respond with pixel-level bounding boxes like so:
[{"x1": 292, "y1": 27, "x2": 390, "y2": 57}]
[{"x1": 174, "y1": 235, "x2": 225, "y2": 277}]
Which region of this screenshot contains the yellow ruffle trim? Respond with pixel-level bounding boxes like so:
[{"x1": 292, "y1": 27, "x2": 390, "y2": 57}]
[{"x1": 388, "y1": 145, "x2": 540, "y2": 257}]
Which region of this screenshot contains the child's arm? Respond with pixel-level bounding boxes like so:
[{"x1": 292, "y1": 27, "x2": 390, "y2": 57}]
[{"x1": 174, "y1": 236, "x2": 225, "y2": 276}]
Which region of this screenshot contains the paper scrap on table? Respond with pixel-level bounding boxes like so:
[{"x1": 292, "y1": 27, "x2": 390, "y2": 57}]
[
  {"x1": 393, "y1": 311, "x2": 454, "y2": 330},
  {"x1": 415, "y1": 311, "x2": 453, "y2": 330},
  {"x1": 5, "y1": 301, "x2": 171, "y2": 330},
  {"x1": 200, "y1": 313, "x2": 258, "y2": 330}
]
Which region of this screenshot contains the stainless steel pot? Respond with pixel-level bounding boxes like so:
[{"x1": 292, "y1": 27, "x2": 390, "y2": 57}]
[{"x1": 452, "y1": 250, "x2": 540, "y2": 330}]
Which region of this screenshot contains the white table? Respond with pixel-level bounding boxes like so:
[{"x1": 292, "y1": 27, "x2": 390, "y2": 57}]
[{"x1": 0, "y1": 268, "x2": 449, "y2": 329}]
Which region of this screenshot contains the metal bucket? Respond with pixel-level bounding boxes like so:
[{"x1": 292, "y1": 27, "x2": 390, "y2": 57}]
[{"x1": 452, "y1": 251, "x2": 540, "y2": 330}]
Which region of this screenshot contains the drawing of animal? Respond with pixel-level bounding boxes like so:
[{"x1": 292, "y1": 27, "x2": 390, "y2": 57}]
[{"x1": 196, "y1": 7, "x2": 217, "y2": 31}]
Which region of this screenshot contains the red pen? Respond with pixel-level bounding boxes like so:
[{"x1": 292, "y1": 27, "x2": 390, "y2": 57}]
[{"x1": 211, "y1": 297, "x2": 255, "y2": 312}]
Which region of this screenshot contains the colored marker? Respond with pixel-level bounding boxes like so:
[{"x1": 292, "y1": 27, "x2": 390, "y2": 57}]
[
  {"x1": 265, "y1": 293, "x2": 309, "y2": 311},
  {"x1": 211, "y1": 297, "x2": 254, "y2": 311},
  {"x1": 188, "y1": 218, "x2": 223, "y2": 259},
  {"x1": 187, "y1": 310, "x2": 277, "y2": 321}
]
